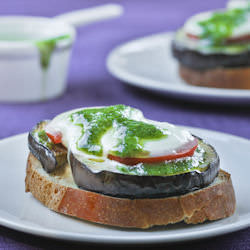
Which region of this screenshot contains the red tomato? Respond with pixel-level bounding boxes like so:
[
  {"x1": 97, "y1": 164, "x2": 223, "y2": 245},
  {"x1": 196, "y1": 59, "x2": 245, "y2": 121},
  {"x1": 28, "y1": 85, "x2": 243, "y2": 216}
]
[
  {"x1": 187, "y1": 32, "x2": 250, "y2": 44},
  {"x1": 186, "y1": 33, "x2": 200, "y2": 40},
  {"x1": 108, "y1": 138, "x2": 198, "y2": 165},
  {"x1": 225, "y1": 34, "x2": 250, "y2": 44},
  {"x1": 46, "y1": 130, "x2": 62, "y2": 144}
]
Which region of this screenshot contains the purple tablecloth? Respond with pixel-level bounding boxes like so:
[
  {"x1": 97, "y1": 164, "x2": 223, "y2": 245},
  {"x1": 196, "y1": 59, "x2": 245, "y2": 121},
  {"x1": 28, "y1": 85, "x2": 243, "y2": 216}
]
[{"x1": 0, "y1": 0, "x2": 250, "y2": 248}]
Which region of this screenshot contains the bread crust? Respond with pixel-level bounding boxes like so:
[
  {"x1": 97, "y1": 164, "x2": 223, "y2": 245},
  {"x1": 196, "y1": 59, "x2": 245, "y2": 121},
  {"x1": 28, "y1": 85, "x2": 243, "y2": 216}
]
[
  {"x1": 179, "y1": 65, "x2": 250, "y2": 89},
  {"x1": 25, "y1": 153, "x2": 236, "y2": 229}
]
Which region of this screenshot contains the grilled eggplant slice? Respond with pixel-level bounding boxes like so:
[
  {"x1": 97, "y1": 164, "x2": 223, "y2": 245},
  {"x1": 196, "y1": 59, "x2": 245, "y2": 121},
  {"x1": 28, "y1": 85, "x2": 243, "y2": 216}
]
[
  {"x1": 28, "y1": 120, "x2": 67, "y2": 173},
  {"x1": 69, "y1": 138, "x2": 219, "y2": 198},
  {"x1": 28, "y1": 121, "x2": 220, "y2": 198},
  {"x1": 172, "y1": 40, "x2": 250, "y2": 70}
]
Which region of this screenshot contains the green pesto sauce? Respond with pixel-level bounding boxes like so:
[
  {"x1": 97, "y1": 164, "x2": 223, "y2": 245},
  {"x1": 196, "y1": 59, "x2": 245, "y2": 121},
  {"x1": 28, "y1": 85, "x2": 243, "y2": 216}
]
[
  {"x1": 199, "y1": 7, "x2": 250, "y2": 45},
  {"x1": 69, "y1": 105, "x2": 167, "y2": 158},
  {"x1": 36, "y1": 34, "x2": 70, "y2": 70},
  {"x1": 117, "y1": 146, "x2": 208, "y2": 176},
  {"x1": 0, "y1": 33, "x2": 70, "y2": 70},
  {"x1": 33, "y1": 130, "x2": 53, "y2": 149}
]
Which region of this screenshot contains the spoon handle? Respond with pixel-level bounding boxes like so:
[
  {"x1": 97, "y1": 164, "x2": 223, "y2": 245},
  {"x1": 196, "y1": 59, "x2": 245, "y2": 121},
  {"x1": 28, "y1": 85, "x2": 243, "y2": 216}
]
[{"x1": 55, "y1": 4, "x2": 123, "y2": 28}]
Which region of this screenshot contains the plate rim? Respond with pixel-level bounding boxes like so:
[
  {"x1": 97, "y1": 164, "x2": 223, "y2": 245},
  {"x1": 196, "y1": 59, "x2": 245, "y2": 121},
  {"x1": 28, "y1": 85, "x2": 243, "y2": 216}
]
[
  {"x1": 0, "y1": 130, "x2": 250, "y2": 244},
  {"x1": 106, "y1": 31, "x2": 250, "y2": 103}
]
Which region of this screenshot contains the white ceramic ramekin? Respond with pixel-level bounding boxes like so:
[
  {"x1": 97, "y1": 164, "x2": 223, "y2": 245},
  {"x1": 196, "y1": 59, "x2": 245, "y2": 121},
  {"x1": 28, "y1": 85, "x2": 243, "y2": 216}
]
[{"x1": 0, "y1": 4, "x2": 123, "y2": 102}]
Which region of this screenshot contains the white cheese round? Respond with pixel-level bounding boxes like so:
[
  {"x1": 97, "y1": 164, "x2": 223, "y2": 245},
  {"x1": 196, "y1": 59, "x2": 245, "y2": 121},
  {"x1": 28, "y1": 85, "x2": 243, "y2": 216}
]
[
  {"x1": 183, "y1": 9, "x2": 250, "y2": 39},
  {"x1": 45, "y1": 107, "x2": 196, "y2": 173},
  {"x1": 227, "y1": 0, "x2": 250, "y2": 9}
]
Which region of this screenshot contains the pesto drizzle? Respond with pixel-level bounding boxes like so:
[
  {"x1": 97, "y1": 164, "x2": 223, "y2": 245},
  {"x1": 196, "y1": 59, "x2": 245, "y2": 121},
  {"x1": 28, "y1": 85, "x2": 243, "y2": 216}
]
[
  {"x1": 117, "y1": 157, "x2": 203, "y2": 176},
  {"x1": 117, "y1": 145, "x2": 207, "y2": 176},
  {"x1": 69, "y1": 105, "x2": 167, "y2": 158},
  {"x1": 33, "y1": 130, "x2": 53, "y2": 149},
  {"x1": 36, "y1": 34, "x2": 70, "y2": 70},
  {"x1": 198, "y1": 7, "x2": 250, "y2": 45}
]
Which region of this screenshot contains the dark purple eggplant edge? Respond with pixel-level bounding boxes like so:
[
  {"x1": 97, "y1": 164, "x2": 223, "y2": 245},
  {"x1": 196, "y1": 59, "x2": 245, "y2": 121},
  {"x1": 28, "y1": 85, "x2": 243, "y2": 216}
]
[
  {"x1": 171, "y1": 39, "x2": 250, "y2": 70},
  {"x1": 28, "y1": 120, "x2": 67, "y2": 173},
  {"x1": 69, "y1": 137, "x2": 220, "y2": 199}
]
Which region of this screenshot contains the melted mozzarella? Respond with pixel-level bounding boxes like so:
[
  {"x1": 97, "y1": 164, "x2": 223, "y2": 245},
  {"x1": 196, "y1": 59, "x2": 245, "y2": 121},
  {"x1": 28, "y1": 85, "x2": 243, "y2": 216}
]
[
  {"x1": 45, "y1": 107, "x2": 196, "y2": 173},
  {"x1": 183, "y1": 9, "x2": 250, "y2": 39},
  {"x1": 227, "y1": 0, "x2": 250, "y2": 9},
  {"x1": 142, "y1": 120, "x2": 194, "y2": 157},
  {"x1": 183, "y1": 11, "x2": 212, "y2": 37}
]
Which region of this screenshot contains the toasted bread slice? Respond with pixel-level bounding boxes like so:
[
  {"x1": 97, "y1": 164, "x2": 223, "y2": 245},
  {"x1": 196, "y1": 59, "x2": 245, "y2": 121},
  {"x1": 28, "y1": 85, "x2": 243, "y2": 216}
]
[
  {"x1": 25, "y1": 153, "x2": 236, "y2": 229},
  {"x1": 179, "y1": 65, "x2": 250, "y2": 89}
]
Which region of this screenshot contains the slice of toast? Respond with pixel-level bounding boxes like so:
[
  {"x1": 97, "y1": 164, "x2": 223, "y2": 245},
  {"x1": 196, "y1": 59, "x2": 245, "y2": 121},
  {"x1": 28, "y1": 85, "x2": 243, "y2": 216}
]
[
  {"x1": 179, "y1": 65, "x2": 250, "y2": 89},
  {"x1": 25, "y1": 153, "x2": 236, "y2": 229}
]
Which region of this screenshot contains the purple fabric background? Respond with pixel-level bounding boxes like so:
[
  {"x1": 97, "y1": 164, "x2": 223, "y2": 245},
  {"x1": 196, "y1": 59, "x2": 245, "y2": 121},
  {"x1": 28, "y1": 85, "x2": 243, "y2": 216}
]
[{"x1": 0, "y1": 0, "x2": 250, "y2": 249}]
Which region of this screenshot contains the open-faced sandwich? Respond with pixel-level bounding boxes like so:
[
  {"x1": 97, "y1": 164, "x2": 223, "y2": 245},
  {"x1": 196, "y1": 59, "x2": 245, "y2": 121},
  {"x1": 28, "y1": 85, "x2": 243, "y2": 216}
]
[
  {"x1": 172, "y1": 4, "x2": 250, "y2": 89},
  {"x1": 25, "y1": 105, "x2": 236, "y2": 228}
]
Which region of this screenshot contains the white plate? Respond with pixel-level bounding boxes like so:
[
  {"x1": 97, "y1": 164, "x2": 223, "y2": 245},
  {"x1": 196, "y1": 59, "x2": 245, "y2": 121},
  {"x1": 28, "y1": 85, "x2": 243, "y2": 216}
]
[
  {"x1": 0, "y1": 128, "x2": 250, "y2": 244},
  {"x1": 107, "y1": 32, "x2": 250, "y2": 104}
]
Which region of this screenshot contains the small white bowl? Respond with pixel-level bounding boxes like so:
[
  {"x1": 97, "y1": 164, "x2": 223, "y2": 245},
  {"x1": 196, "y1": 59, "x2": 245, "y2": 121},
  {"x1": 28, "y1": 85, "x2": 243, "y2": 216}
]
[
  {"x1": 0, "y1": 17, "x2": 75, "y2": 102},
  {"x1": 0, "y1": 4, "x2": 123, "y2": 102}
]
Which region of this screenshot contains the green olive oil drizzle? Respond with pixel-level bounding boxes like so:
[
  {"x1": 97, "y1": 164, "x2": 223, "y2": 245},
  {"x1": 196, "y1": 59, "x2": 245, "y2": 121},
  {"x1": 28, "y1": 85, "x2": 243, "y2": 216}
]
[
  {"x1": 198, "y1": 7, "x2": 250, "y2": 45},
  {"x1": 36, "y1": 34, "x2": 71, "y2": 70},
  {"x1": 35, "y1": 34, "x2": 70, "y2": 100},
  {"x1": 69, "y1": 105, "x2": 167, "y2": 158}
]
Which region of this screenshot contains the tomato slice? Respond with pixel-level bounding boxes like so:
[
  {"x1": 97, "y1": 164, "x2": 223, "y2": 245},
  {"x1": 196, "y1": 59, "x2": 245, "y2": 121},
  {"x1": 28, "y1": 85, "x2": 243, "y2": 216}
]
[
  {"x1": 186, "y1": 33, "x2": 200, "y2": 40},
  {"x1": 46, "y1": 130, "x2": 62, "y2": 144},
  {"x1": 186, "y1": 32, "x2": 250, "y2": 44},
  {"x1": 108, "y1": 138, "x2": 198, "y2": 165},
  {"x1": 225, "y1": 34, "x2": 250, "y2": 45}
]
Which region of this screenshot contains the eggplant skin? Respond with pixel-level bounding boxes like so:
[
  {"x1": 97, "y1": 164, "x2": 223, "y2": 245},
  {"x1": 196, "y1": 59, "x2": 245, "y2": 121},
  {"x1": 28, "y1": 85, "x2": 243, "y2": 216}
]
[
  {"x1": 28, "y1": 121, "x2": 67, "y2": 173},
  {"x1": 172, "y1": 40, "x2": 250, "y2": 70},
  {"x1": 69, "y1": 139, "x2": 220, "y2": 199}
]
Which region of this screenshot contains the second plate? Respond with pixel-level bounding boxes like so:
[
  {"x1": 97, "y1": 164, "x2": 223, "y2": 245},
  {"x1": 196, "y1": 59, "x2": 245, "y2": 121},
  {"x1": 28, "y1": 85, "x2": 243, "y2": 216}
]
[{"x1": 107, "y1": 32, "x2": 250, "y2": 104}]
